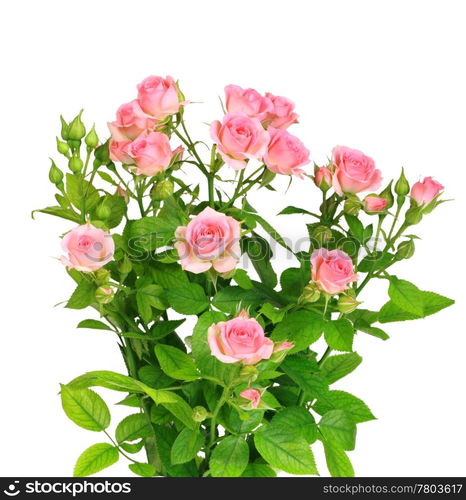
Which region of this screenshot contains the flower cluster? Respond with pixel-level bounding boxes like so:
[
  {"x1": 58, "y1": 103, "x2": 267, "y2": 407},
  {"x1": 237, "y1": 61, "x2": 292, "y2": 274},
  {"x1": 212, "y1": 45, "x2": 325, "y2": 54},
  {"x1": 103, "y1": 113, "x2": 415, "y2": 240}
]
[{"x1": 38, "y1": 75, "x2": 453, "y2": 479}]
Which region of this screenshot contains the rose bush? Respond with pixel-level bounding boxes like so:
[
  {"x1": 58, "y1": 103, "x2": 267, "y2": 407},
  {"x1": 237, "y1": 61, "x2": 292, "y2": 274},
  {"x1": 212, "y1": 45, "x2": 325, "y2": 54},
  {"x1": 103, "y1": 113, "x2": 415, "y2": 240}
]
[{"x1": 35, "y1": 76, "x2": 454, "y2": 478}]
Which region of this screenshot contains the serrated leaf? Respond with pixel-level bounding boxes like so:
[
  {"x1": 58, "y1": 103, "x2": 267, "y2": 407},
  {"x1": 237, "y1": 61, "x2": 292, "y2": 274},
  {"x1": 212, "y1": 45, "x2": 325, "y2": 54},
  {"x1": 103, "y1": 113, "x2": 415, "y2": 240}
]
[
  {"x1": 260, "y1": 303, "x2": 286, "y2": 324},
  {"x1": 32, "y1": 205, "x2": 82, "y2": 223},
  {"x1": 115, "y1": 413, "x2": 152, "y2": 443},
  {"x1": 244, "y1": 234, "x2": 277, "y2": 289},
  {"x1": 242, "y1": 462, "x2": 277, "y2": 477},
  {"x1": 154, "y1": 344, "x2": 199, "y2": 381},
  {"x1": 388, "y1": 277, "x2": 425, "y2": 316},
  {"x1": 320, "y1": 352, "x2": 362, "y2": 384},
  {"x1": 128, "y1": 462, "x2": 156, "y2": 477},
  {"x1": 313, "y1": 390, "x2": 376, "y2": 423},
  {"x1": 212, "y1": 286, "x2": 263, "y2": 314},
  {"x1": 281, "y1": 356, "x2": 328, "y2": 400},
  {"x1": 210, "y1": 435, "x2": 249, "y2": 477},
  {"x1": 272, "y1": 406, "x2": 317, "y2": 443},
  {"x1": 171, "y1": 428, "x2": 204, "y2": 465},
  {"x1": 66, "y1": 173, "x2": 100, "y2": 212},
  {"x1": 323, "y1": 439, "x2": 354, "y2": 477},
  {"x1": 74, "y1": 443, "x2": 119, "y2": 477},
  {"x1": 151, "y1": 319, "x2": 185, "y2": 340},
  {"x1": 60, "y1": 385, "x2": 110, "y2": 431},
  {"x1": 323, "y1": 319, "x2": 354, "y2": 352},
  {"x1": 66, "y1": 371, "x2": 144, "y2": 393},
  {"x1": 123, "y1": 216, "x2": 177, "y2": 252},
  {"x1": 319, "y1": 410, "x2": 356, "y2": 450},
  {"x1": 166, "y1": 283, "x2": 209, "y2": 315},
  {"x1": 271, "y1": 311, "x2": 324, "y2": 352},
  {"x1": 233, "y1": 269, "x2": 253, "y2": 289},
  {"x1": 66, "y1": 280, "x2": 96, "y2": 310},
  {"x1": 254, "y1": 423, "x2": 318, "y2": 475}
]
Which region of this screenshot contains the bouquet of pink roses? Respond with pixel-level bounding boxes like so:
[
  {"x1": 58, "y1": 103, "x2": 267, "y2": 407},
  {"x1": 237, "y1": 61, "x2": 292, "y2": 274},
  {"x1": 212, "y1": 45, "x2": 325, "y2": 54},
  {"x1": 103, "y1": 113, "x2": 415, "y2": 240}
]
[{"x1": 36, "y1": 76, "x2": 453, "y2": 477}]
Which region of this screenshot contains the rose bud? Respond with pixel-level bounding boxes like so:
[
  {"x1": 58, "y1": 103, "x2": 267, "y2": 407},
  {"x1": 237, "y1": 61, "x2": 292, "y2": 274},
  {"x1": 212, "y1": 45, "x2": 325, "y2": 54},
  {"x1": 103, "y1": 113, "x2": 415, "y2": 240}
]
[
  {"x1": 410, "y1": 177, "x2": 444, "y2": 206},
  {"x1": 344, "y1": 196, "x2": 362, "y2": 216},
  {"x1": 49, "y1": 160, "x2": 64, "y2": 185},
  {"x1": 224, "y1": 84, "x2": 272, "y2": 121},
  {"x1": 239, "y1": 388, "x2": 262, "y2": 409},
  {"x1": 137, "y1": 75, "x2": 183, "y2": 120},
  {"x1": 239, "y1": 365, "x2": 259, "y2": 383},
  {"x1": 395, "y1": 168, "x2": 410, "y2": 197},
  {"x1": 56, "y1": 137, "x2": 70, "y2": 157},
  {"x1": 299, "y1": 281, "x2": 321, "y2": 304},
  {"x1": 60, "y1": 223, "x2": 115, "y2": 272},
  {"x1": 192, "y1": 406, "x2": 209, "y2": 423},
  {"x1": 337, "y1": 294, "x2": 361, "y2": 314},
  {"x1": 263, "y1": 128, "x2": 310, "y2": 177},
  {"x1": 314, "y1": 166, "x2": 332, "y2": 191},
  {"x1": 68, "y1": 110, "x2": 86, "y2": 141},
  {"x1": 270, "y1": 341, "x2": 294, "y2": 363},
  {"x1": 151, "y1": 179, "x2": 174, "y2": 201},
  {"x1": 95, "y1": 268, "x2": 111, "y2": 286},
  {"x1": 207, "y1": 310, "x2": 274, "y2": 365},
  {"x1": 115, "y1": 185, "x2": 129, "y2": 204},
  {"x1": 363, "y1": 195, "x2": 388, "y2": 214},
  {"x1": 175, "y1": 207, "x2": 240, "y2": 274},
  {"x1": 68, "y1": 156, "x2": 83, "y2": 174},
  {"x1": 332, "y1": 145, "x2": 382, "y2": 195},
  {"x1": 95, "y1": 286, "x2": 115, "y2": 304},
  {"x1": 396, "y1": 239, "x2": 415, "y2": 260},
  {"x1": 85, "y1": 125, "x2": 99, "y2": 149},
  {"x1": 210, "y1": 113, "x2": 270, "y2": 170},
  {"x1": 311, "y1": 225, "x2": 333, "y2": 246},
  {"x1": 311, "y1": 248, "x2": 358, "y2": 295}
]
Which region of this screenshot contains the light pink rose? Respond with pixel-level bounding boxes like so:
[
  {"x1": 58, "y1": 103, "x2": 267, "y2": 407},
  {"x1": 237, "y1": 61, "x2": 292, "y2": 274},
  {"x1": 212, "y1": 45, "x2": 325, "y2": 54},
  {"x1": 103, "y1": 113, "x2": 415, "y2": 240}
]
[
  {"x1": 137, "y1": 75, "x2": 182, "y2": 120},
  {"x1": 315, "y1": 166, "x2": 332, "y2": 189},
  {"x1": 109, "y1": 140, "x2": 132, "y2": 164},
  {"x1": 364, "y1": 195, "x2": 387, "y2": 213},
  {"x1": 208, "y1": 311, "x2": 274, "y2": 365},
  {"x1": 264, "y1": 93, "x2": 299, "y2": 129},
  {"x1": 240, "y1": 389, "x2": 262, "y2": 409},
  {"x1": 224, "y1": 85, "x2": 272, "y2": 121},
  {"x1": 274, "y1": 341, "x2": 294, "y2": 353},
  {"x1": 127, "y1": 131, "x2": 172, "y2": 176},
  {"x1": 263, "y1": 128, "x2": 310, "y2": 177},
  {"x1": 60, "y1": 223, "x2": 115, "y2": 273},
  {"x1": 174, "y1": 207, "x2": 240, "y2": 274},
  {"x1": 311, "y1": 248, "x2": 358, "y2": 295},
  {"x1": 108, "y1": 100, "x2": 157, "y2": 141},
  {"x1": 210, "y1": 113, "x2": 270, "y2": 170},
  {"x1": 411, "y1": 177, "x2": 444, "y2": 205},
  {"x1": 332, "y1": 145, "x2": 382, "y2": 195}
]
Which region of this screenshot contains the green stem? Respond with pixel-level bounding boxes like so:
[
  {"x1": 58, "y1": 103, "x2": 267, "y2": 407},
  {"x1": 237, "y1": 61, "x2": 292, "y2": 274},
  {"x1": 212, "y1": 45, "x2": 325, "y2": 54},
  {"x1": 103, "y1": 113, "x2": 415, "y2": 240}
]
[
  {"x1": 103, "y1": 430, "x2": 138, "y2": 464},
  {"x1": 386, "y1": 203, "x2": 402, "y2": 243},
  {"x1": 373, "y1": 215, "x2": 384, "y2": 253}
]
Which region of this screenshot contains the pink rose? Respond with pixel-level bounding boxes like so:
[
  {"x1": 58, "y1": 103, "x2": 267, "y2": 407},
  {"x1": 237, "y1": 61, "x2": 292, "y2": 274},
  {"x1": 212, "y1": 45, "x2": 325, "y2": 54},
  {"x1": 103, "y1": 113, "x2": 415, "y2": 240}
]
[
  {"x1": 411, "y1": 177, "x2": 444, "y2": 205},
  {"x1": 210, "y1": 113, "x2": 270, "y2": 170},
  {"x1": 224, "y1": 85, "x2": 272, "y2": 121},
  {"x1": 174, "y1": 207, "x2": 240, "y2": 274},
  {"x1": 240, "y1": 389, "x2": 262, "y2": 409},
  {"x1": 332, "y1": 145, "x2": 382, "y2": 195},
  {"x1": 127, "y1": 131, "x2": 172, "y2": 176},
  {"x1": 311, "y1": 248, "x2": 358, "y2": 295},
  {"x1": 208, "y1": 311, "x2": 274, "y2": 365},
  {"x1": 137, "y1": 75, "x2": 182, "y2": 120},
  {"x1": 364, "y1": 195, "x2": 387, "y2": 213},
  {"x1": 109, "y1": 139, "x2": 132, "y2": 164},
  {"x1": 315, "y1": 166, "x2": 332, "y2": 189},
  {"x1": 264, "y1": 93, "x2": 299, "y2": 129},
  {"x1": 60, "y1": 223, "x2": 115, "y2": 273},
  {"x1": 263, "y1": 128, "x2": 310, "y2": 177},
  {"x1": 108, "y1": 100, "x2": 157, "y2": 141}
]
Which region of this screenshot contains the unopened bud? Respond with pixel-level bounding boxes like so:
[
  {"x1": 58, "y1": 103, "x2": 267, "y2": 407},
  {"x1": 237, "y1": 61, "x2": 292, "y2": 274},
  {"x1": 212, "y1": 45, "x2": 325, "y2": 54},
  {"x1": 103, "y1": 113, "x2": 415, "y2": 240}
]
[
  {"x1": 96, "y1": 199, "x2": 112, "y2": 220},
  {"x1": 119, "y1": 255, "x2": 133, "y2": 275},
  {"x1": 68, "y1": 156, "x2": 83, "y2": 173},
  {"x1": 405, "y1": 206, "x2": 423, "y2": 226},
  {"x1": 68, "y1": 110, "x2": 86, "y2": 141},
  {"x1": 344, "y1": 196, "x2": 361, "y2": 216},
  {"x1": 395, "y1": 168, "x2": 410, "y2": 196},
  {"x1": 151, "y1": 180, "x2": 174, "y2": 201},
  {"x1": 115, "y1": 185, "x2": 129, "y2": 204},
  {"x1": 314, "y1": 166, "x2": 332, "y2": 192},
  {"x1": 192, "y1": 406, "x2": 208, "y2": 422},
  {"x1": 396, "y1": 239, "x2": 415, "y2": 260},
  {"x1": 95, "y1": 268, "x2": 111, "y2": 286},
  {"x1": 85, "y1": 124, "x2": 99, "y2": 149},
  {"x1": 95, "y1": 286, "x2": 114, "y2": 304},
  {"x1": 94, "y1": 142, "x2": 110, "y2": 166},
  {"x1": 379, "y1": 180, "x2": 394, "y2": 209},
  {"x1": 299, "y1": 281, "x2": 321, "y2": 304},
  {"x1": 312, "y1": 225, "x2": 333, "y2": 246},
  {"x1": 60, "y1": 115, "x2": 69, "y2": 141},
  {"x1": 56, "y1": 137, "x2": 70, "y2": 156},
  {"x1": 363, "y1": 195, "x2": 388, "y2": 214},
  {"x1": 239, "y1": 365, "x2": 259, "y2": 383},
  {"x1": 337, "y1": 294, "x2": 361, "y2": 314},
  {"x1": 49, "y1": 160, "x2": 63, "y2": 184}
]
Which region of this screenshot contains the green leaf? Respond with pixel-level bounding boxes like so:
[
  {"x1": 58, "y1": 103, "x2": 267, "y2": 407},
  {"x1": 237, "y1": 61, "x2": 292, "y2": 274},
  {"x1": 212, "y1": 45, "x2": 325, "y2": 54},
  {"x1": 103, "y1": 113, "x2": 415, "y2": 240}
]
[
  {"x1": 313, "y1": 390, "x2": 376, "y2": 423},
  {"x1": 147, "y1": 390, "x2": 197, "y2": 430},
  {"x1": 166, "y1": 283, "x2": 209, "y2": 315},
  {"x1": 223, "y1": 407, "x2": 264, "y2": 434},
  {"x1": 242, "y1": 462, "x2": 277, "y2": 477},
  {"x1": 232, "y1": 269, "x2": 253, "y2": 289},
  {"x1": 210, "y1": 435, "x2": 249, "y2": 477},
  {"x1": 123, "y1": 215, "x2": 177, "y2": 252},
  {"x1": 260, "y1": 303, "x2": 286, "y2": 324},
  {"x1": 60, "y1": 385, "x2": 110, "y2": 431},
  {"x1": 319, "y1": 410, "x2": 356, "y2": 451},
  {"x1": 151, "y1": 319, "x2": 185, "y2": 340},
  {"x1": 77, "y1": 319, "x2": 112, "y2": 331},
  {"x1": 379, "y1": 289, "x2": 454, "y2": 323},
  {"x1": 355, "y1": 320, "x2": 389, "y2": 340},
  {"x1": 323, "y1": 319, "x2": 354, "y2": 352},
  {"x1": 321, "y1": 352, "x2": 362, "y2": 384},
  {"x1": 74, "y1": 443, "x2": 119, "y2": 477},
  {"x1": 66, "y1": 280, "x2": 96, "y2": 309},
  {"x1": 66, "y1": 371, "x2": 145, "y2": 393},
  {"x1": 212, "y1": 286, "x2": 263, "y2": 314},
  {"x1": 154, "y1": 344, "x2": 199, "y2": 381},
  {"x1": 103, "y1": 194, "x2": 127, "y2": 229},
  {"x1": 272, "y1": 406, "x2": 317, "y2": 443},
  {"x1": 136, "y1": 285, "x2": 167, "y2": 323},
  {"x1": 254, "y1": 423, "x2": 318, "y2": 475},
  {"x1": 115, "y1": 413, "x2": 152, "y2": 443},
  {"x1": 271, "y1": 311, "x2": 324, "y2": 352},
  {"x1": 281, "y1": 356, "x2": 329, "y2": 400},
  {"x1": 279, "y1": 267, "x2": 308, "y2": 301},
  {"x1": 388, "y1": 277, "x2": 425, "y2": 316},
  {"x1": 278, "y1": 206, "x2": 317, "y2": 217},
  {"x1": 128, "y1": 462, "x2": 156, "y2": 477},
  {"x1": 323, "y1": 439, "x2": 354, "y2": 477},
  {"x1": 244, "y1": 235, "x2": 277, "y2": 289},
  {"x1": 151, "y1": 262, "x2": 189, "y2": 288},
  {"x1": 138, "y1": 365, "x2": 173, "y2": 389},
  {"x1": 248, "y1": 215, "x2": 293, "y2": 253},
  {"x1": 344, "y1": 214, "x2": 364, "y2": 242},
  {"x1": 153, "y1": 425, "x2": 199, "y2": 477},
  {"x1": 358, "y1": 251, "x2": 394, "y2": 273},
  {"x1": 170, "y1": 428, "x2": 204, "y2": 465},
  {"x1": 66, "y1": 173, "x2": 100, "y2": 212},
  {"x1": 32, "y1": 205, "x2": 82, "y2": 223}
]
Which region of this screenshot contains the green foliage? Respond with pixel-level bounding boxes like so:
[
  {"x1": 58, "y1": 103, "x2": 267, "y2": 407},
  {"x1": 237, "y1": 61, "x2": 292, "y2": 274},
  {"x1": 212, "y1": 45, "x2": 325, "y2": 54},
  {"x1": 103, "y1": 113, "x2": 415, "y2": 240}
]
[
  {"x1": 154, "y1": 344, "x2": 199, "y2": 381},
  {"x1": 271, "y1": 311, "x2": 324, "y2": 352},
  {"x1": 165, "y1": 283, "x2": 209, "y2": 315},
  {"x1": 321, "y1": 352, "x2": 363, "y2": 384},
  {"x1": 171, "y1": 428, "x2": 204, "y2": 465},
  {"x1": 210, "y1": 435, "x2": 249, "y2": 477},
  {"x1": 319, "y1": 410, "x2": 357, "y2": 451},
  {"x1": 74, "y1": 443, "x2": 119, "y2": 477},
  {"x1": 115, "y1": 413, "x2": 152, "y2": 443},
  {"x1": 323, "y1": 318, "x2": 354, "y2": 352}
]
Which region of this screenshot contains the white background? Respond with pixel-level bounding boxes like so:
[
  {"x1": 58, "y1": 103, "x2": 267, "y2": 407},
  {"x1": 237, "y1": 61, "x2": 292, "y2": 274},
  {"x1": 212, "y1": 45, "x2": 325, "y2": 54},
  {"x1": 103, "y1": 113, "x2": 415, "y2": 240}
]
[{"x1": 1, "y1": 0, "x2": 465, "y2": 477}]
